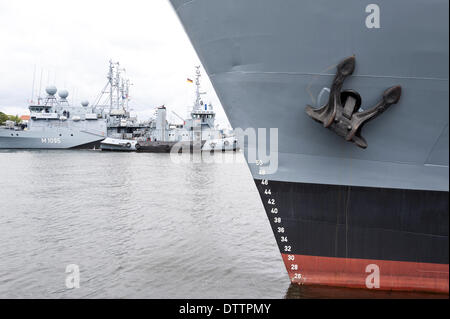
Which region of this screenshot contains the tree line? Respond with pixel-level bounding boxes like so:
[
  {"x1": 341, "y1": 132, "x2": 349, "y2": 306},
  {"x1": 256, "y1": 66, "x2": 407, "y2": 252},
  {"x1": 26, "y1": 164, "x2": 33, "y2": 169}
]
[{"x1": 0, "y1": 112, "x2": 21, "y2": 125}]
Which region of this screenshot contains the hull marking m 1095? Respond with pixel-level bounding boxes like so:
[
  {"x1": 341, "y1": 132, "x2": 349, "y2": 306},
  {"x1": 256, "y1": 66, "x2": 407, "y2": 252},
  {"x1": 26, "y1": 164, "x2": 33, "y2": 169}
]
[{"x1": 41, "y1": 137, "x2": 62, "y2": 144}]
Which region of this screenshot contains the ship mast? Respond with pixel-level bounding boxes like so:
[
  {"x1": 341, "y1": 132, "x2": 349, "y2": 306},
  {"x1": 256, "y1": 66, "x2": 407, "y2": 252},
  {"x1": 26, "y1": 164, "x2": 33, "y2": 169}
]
[
  {"x1": 115, "y1": 62, "x2": 121, "y2": 110},
  {"x1": 104, "y1": 60, "x2": 130, "y2": 113},
  {"x1": 194, "y1": 65, "x2": 206, "y2": 111},
  {"x1": 120, "y1": 78, "x2": 131, "y2": 112},
  {"x1": 108, "y1": 60, "x2": 114, "y2": 111}
]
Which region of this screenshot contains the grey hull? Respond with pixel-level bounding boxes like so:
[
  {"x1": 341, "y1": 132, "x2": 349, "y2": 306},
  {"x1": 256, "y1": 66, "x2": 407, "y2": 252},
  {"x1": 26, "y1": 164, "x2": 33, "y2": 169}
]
[
  {"x1": 0, "y1": 128, "x2": 105, "y2": 149},
  {"x1": 100, "y1": 144, "x2": 135, "y2": 151},
  {"x1": 136, "y1": 141, "x2": 205, "y2": 153},
  {"x1": 170, "y1": 0, "x2": 449, "y2": 191}
]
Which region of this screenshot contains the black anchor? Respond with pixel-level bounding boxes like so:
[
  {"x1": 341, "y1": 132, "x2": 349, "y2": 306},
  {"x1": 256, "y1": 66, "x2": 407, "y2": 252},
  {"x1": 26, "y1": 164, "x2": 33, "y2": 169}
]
[{"x1": 305, "y1": 56, "x2": 402, "y2": 149}]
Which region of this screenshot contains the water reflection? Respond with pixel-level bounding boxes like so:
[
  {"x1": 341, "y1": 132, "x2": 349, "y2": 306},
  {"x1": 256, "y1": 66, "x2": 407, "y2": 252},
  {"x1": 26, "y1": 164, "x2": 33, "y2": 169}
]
[{"x1": 284, "y1": 283, "x2": 448, "y2": 299}]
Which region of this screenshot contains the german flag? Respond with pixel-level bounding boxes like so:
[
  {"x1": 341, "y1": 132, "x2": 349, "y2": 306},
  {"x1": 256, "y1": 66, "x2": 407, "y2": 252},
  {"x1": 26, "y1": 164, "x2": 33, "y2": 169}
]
[{"x1": 187, "y1": 78, "x2": 193, "y2": 83}]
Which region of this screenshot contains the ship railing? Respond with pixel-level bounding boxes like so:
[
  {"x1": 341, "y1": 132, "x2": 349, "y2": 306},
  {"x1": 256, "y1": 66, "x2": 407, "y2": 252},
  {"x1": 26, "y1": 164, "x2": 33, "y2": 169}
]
[{"x1": 31, "y1": 112, "x2": 59, "y2": 120}]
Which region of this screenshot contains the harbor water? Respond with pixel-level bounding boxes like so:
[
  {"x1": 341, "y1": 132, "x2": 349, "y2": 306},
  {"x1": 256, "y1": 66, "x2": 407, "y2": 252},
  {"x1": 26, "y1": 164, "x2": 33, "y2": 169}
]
[
  {"x1": 0, "y1": 150, "x2": 287, "y2": 298},
  {"x1": 0, "y1": 151, "x2": 444, "y2": 298}
]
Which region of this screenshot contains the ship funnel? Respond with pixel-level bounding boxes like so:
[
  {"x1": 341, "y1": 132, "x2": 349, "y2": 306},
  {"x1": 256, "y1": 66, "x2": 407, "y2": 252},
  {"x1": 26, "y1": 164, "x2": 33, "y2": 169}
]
[{"x1": 156, "y1": 106, "x2": 167, "y2": 141}]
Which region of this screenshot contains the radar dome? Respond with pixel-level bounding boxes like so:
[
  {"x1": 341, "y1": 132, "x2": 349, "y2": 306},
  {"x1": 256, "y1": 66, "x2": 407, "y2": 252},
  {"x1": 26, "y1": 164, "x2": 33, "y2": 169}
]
[
  {"x1": 58, "y1": 89, "x2": 69, "y2": 99},
  {"x1": 45, "y1": 85, "x2": 57, "y2": 96},
  {"x1": 81, "y1": 100, "x2": 89, "y2": 107}
]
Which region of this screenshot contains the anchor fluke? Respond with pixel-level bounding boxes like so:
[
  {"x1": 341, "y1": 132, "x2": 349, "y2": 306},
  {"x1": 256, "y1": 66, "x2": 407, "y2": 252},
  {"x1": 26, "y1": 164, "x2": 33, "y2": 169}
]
[
  {"x1": 384, "y1": 85, "x2": 402, "y2": 105},
  {"x1": 337, "y1": 55, "x2": 356, "y2": 76}
]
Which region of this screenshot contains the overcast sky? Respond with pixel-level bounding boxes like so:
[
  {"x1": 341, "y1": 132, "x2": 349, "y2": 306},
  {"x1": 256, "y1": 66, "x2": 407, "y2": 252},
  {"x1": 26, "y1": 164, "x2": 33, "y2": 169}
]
[{"x1": 0, "y1": 0, "x2": 231, "y2": 127}]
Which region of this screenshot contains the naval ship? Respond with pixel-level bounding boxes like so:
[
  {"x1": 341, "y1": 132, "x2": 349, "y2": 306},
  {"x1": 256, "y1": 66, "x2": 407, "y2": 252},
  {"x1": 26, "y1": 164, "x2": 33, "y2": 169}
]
[
  {"x1": 98, "y1": 61, "x2": 151, "y2": 151},
  {"x1": 0, "y1": 86, "x2": 107, "y2": 149},
  {"x1": 170, "y1": 0, "x2": 449, "y2": 293},
  {"x1": 102, "y1": 66, "x2": 238, "y2": 152},
  {"x1": 151, "y1": 66, "x2": 238, "y2": 152}
]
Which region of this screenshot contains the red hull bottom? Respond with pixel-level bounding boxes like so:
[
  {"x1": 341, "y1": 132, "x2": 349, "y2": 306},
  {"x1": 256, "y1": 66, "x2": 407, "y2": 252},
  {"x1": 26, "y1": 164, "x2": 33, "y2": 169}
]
[{"x1": 282, "y1": 254, "x2": 449, "y2": 294}]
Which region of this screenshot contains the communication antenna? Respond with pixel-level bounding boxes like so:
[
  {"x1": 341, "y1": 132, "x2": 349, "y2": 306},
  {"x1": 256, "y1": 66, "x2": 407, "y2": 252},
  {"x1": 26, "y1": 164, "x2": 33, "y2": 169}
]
[
  {"x1": 105, "y1": 60, "x2": 123, "y2": 111},
  {"x1": 38, "y1": 68, "x2": 44, "y2": 105},
  {"x1": 30, "y1": 64, "x2": 36, "y2": 104},
  {"x1": 73, "y1": 88, "x2": 77, "y2": 107},
  {"x1": 93, "y1": 60, "x2": 132, "y2": 114},
  {"x1": 115, "y1": 62, "x2": 121, "y2": 110},
  {"x1": 194, "y1": 65, "x2": 206, "y2": 110},
  {"x1": 108, "y1": 60, "x2": 114, "y2": 111},
  {"x1": 122, "y1": 78, "x2": 132, "y2": 112}
]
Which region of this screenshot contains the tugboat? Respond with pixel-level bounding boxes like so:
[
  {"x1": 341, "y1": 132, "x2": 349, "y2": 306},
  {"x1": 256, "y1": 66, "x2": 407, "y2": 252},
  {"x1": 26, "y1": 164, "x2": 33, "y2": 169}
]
[
  {"x1": 136, "y1": 106, "x2": 205, "y2": 153},
  {"x1": 139, "y1": 66, "x2": 238, "y2": 153}
]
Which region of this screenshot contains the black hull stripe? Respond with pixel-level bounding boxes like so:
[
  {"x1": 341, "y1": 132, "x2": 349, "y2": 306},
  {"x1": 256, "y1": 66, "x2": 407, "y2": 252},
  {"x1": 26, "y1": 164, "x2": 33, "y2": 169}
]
[{"x1": 255, "y1": 179, "x2": 449, "y2": 264}]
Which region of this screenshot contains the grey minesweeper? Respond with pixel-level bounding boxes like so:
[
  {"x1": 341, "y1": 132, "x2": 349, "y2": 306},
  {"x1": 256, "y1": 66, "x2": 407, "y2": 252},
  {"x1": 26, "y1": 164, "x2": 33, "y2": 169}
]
[
  {"x1": 170, "y1": 0, "x2": 449, "y2": 292},
  {"x1": 0, "y1": 61, "x2": 151, "y2": 150},
  {"x1": 0, "y1": 86, "x2": 107, "y2": 149}
]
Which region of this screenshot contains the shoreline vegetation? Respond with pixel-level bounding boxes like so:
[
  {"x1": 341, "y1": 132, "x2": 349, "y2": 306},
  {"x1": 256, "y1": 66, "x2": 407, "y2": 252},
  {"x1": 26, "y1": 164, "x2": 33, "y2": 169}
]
[{"x1": 0, "y1": 112, "x2": 21, "y2": 125}]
